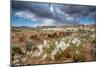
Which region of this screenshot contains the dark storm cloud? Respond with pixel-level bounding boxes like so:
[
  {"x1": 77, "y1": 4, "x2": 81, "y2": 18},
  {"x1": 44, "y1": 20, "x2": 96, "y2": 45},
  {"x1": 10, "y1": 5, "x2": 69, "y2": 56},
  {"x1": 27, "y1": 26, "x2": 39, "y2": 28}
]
[
  {"x1": 12, "y1": 1, "x2": 96, "y2": 24},
  {"x1": 12, "y1": 1, "x2": 53, "y2": 18},
  {"x1": 58, "y1": 4, "x2": 96, "y2": 17}
]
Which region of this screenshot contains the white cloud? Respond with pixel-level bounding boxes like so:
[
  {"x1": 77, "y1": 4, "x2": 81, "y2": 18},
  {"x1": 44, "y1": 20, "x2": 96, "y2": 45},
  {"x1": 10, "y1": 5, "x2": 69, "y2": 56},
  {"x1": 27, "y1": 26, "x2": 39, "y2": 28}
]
[
  {"x1": 66, "y1": 17, "x2": 74, "y2": 21},
  {"x1": 15, "y1": 9, "x2": 37, "y2": 20},
  {"x1": 41, "y1": 18, "x2": 56, "y2": 26},
  {"x1": 33, "y1": 18, "x2": 57, "y2": 27}
]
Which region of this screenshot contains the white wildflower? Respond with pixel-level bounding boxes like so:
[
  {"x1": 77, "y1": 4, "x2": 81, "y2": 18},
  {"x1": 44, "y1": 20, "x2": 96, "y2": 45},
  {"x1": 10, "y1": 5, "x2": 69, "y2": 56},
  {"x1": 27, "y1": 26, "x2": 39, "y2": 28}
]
[
  {"x1": 55, "y1": 41, "x2": 58, "y2": 45},
  {"x1": 43, "y1": 40, "x2": 49, "y2": 48},
  {"x1": 41, "y1": 54, "x2": 47, "y2": 60},
  {"x1": 21, "y1": 57, "x2": 27, "y2": 62},
  {"x1": 38, "y1": 44, "x2": 43, "y2": 51},
  {"x1": 44, "y1": 40, "x2": 48, "y2": 45},
  {"x1": 56, "y1": 40, "x2": 67, "y2": 50},
  {"x1": 13, "y1": 59, "x2": 19, "y2": 64},
  {"x1": 66, "y1": 43, "x2": 70, "y2": 47},
  {"x1": 72, "y1": 38, "x2": 78, "y2": 44},
  {"x1": 50, "y1": 40, "x2": 70, "y2": 60},
  {"x1": 68, "y1": 39, "x2": 71, "y2": 43},
  {"x1": 30, "y1": 44, "x2": 43, "y2": 57},
  {"x1": 29, "y1": 51, "x2": 33, "y2": 55},
  {"x1": 31, "y1": 50, "x2": 41, "y2": 57},
  {"x1": 14, "y1": 54, "x2": 21, "y2": 59},
  {"x1": 51, "y1": 50, "x2": 58, "y2": 60},
  {"x1": 76, "y1": 50, "x2": 79, "y2": 54},
  {"x1": 26, "y1": 51, "x2": 30, "y2": 55},
  {"x1": 72, "y1": 37, "x2": 81, "y2": 47},
  {"x1": 37, "y1": 44, "x2": 43, "y2": 55},
  {"x1": 21, "y1": 48, "x2": 26, "y2": 54},
  {"x1": 76, "y1": 40, "x2": 81, "y2": 47}
]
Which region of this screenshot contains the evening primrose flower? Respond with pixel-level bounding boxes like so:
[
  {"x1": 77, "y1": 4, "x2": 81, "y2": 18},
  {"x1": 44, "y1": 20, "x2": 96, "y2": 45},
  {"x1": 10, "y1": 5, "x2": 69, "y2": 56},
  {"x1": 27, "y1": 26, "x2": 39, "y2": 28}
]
[
  {"x1": 29, "y1": 51, "x2": 33, "y2": 55},
  {"x1": 26, "y1": 51, "x2": 30, "y2": 55},
  {"x1": 13, "y1": 54, "x2": 21, "y2": 59},
  {"x1": 72, "y1": 37, "x2": 81, "y2": 47},
  {"x1": 59, "y1": 41, "x2": 66, "y2": 50},
  {"x1": 13, "y1": 59, "x2": 19, "y2": 64},
  {"x1": 21, "y1": 48, "x2": 26, "y2": 54},
  {"x1": 56, "y1": 40, "x2": 69, "y2": 50},
  {"x1": 38, "y1": 44, "x2": 43, "y2": 55},
  {"x1": 21, "y1": 57, "x2": 27, "y2": 62},
  {"x1": 38, "y1": 44, "x2": 43, "y2": 52},
  {"x1": 75, "y1": 50, "x2": 80, "y2": 54},
  {"x1": 31, "y1": 50, "x2": 41, "y2": 57},
  {"x1": 31, "y1": 44, "x2": 43, "y2": 57},
  {"x1": 44, "y1": 40, "x2": 48, "y2": 45},
  {"x1": 43, "y1": 40, "x2": 49, "y2": 48},
  {"x1": 55, "y1": 41, "x2": 58, "y2": 45},
  {"x1": 72, "y1": 38, "x2": 79, "y2": 44},
  {"x1": 66, "y1": 43, "x2": 70, "y2": 47},
  {"x1": 51, "y1": 49, "x2": 58, "y2": 60},
  {"x1": 76, "y1": 40, "x2": 81, "y2": 47}
]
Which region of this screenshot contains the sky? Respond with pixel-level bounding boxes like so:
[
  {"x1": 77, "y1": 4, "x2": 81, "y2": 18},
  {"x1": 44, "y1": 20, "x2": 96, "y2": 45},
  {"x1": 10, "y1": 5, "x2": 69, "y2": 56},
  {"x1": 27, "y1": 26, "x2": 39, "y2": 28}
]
[{"x1": 11, "y1": 1, "x2": 96, "y2": 27}]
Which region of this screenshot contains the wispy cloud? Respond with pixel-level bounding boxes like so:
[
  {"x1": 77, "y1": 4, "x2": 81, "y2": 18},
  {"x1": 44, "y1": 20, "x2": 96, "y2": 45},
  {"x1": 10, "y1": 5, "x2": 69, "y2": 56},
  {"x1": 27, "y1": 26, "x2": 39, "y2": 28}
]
[
  {"x1": 33, "y1": 18, "x2": 58, "y2": 27},
  {"x1": 15, "y1": 9, "x2": 37, "y2": 20}
]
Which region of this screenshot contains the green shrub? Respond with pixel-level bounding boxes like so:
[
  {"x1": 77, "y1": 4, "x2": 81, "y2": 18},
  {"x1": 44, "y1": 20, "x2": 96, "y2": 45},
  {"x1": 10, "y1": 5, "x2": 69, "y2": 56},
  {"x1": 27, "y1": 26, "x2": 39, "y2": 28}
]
[
  {"x1": 43, "y1": 41, "x2": 56, "y2": 55},
  {"x1": 25, "y1": 40, "x2": 33, "y2": 51},
  {"x1": 68, "y1": 44, "x2": 85, "y2": 62},
  {"x1": 12, "y1": 45, "x2": 24, "y2": 55},
  {"x1": 91, "y1": 38, "x2": 96, "y2": 45},
  {"x1": 54, "y1": 50, "x2": 63, "y2": 61}
]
